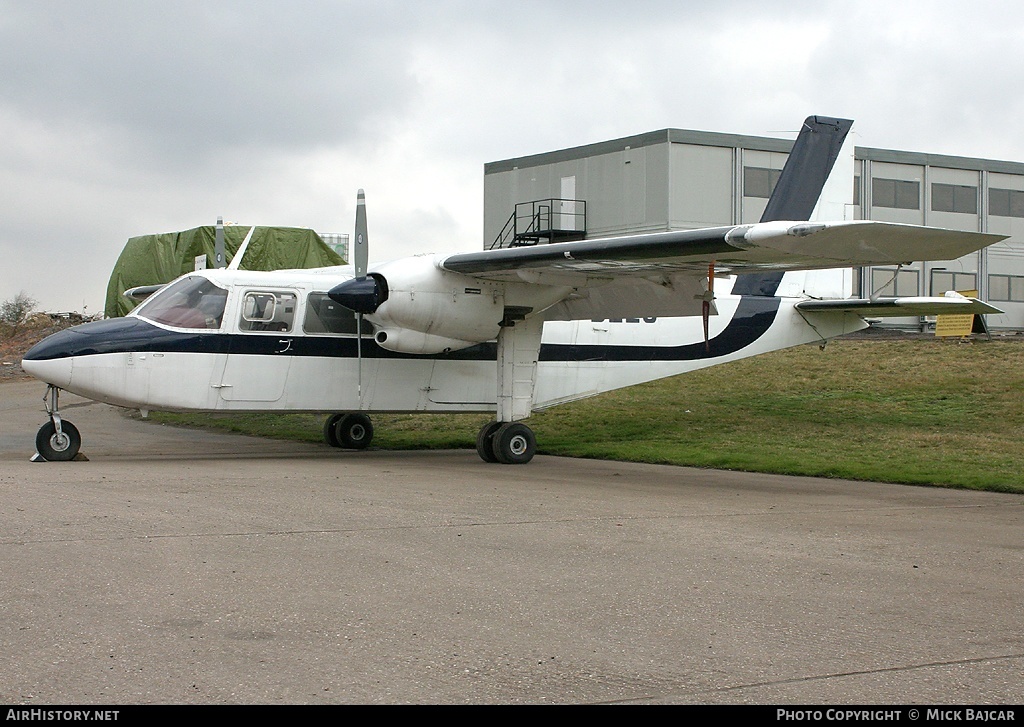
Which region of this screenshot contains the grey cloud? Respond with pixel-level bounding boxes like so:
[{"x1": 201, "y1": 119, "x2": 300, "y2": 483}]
[{"x1": 1, "y1": 2, "x2": 423, "y2": 163}]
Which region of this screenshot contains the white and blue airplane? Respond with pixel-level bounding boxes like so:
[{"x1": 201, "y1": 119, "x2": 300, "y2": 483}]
[{"x1": 22, "y1": 116, "x2": 1005, "y2": 463}]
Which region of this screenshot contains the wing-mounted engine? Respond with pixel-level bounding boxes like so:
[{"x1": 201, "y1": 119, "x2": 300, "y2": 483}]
[{"x1": 329, "y1": 255, "x2": 505, "y2": 354}]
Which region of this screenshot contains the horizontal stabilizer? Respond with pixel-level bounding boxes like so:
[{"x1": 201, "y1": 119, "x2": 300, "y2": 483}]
[{"x1": 795, "y1": 293, "x2": 1003, "y2": 317}]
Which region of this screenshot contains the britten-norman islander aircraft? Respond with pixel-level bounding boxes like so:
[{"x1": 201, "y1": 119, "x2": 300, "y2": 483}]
[{"x1": 22, "y1": 116, "x2": 1005, "y2": 464}]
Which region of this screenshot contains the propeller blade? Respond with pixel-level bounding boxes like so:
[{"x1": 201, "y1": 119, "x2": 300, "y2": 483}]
[
  {"x1": 353, "y1": 189, "x2": 369, "y2": 406},
  {"x1": 354, "y1": 189, "x2": 368, "y2": 280}
]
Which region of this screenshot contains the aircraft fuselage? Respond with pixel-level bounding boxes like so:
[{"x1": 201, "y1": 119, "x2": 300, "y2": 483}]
[{"x1": 22, "y1": 268, "x2": 866, "y2": 416}]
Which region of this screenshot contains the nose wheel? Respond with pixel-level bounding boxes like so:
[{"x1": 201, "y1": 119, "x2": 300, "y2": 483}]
[{"x1": 34, "y1": 386, "x2": 83, "y2": 462}]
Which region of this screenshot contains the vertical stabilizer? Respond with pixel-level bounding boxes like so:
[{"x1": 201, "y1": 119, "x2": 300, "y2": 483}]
[
  {"x1": 759, "y1": 115, "x2": 854, "y2": 223},
  {"x1": 733, "y1": 115, "x2": 853, "y2": 296}
]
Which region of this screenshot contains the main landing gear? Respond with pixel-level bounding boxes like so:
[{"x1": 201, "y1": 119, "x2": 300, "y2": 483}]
[
  {"x1": 476, "y1": 420, "x2": 537, "y2": 465},
  {"x1": 34, "y1": 386, "x2": 83, "y2": 462},
  {"x1": 323, "y1": 412, "x2": 374, "y2": 449}
]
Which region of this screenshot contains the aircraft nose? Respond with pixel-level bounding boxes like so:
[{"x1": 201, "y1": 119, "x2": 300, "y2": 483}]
[
  {"x1": 22, "y1": 326, "x2": 82, "y2": 387},
  {"x1": 20, "y1": 354, "x2": 73, "y2": 388}
]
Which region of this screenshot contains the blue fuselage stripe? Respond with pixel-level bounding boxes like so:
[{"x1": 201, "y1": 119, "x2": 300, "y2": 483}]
[{"x1": 24, "y1": 296, "x2": 781, "y2": 364}]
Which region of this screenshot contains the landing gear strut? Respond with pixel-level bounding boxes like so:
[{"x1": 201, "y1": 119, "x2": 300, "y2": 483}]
[
  {"x1": 34, "y1": 386, "x2": 82, "y2": 461},
  {"x1": 323, "y1": 413, "x2": 374, "y2": 449},
  {"x1": 476, "y1": 420, "x2": 536, "y2": 465}
]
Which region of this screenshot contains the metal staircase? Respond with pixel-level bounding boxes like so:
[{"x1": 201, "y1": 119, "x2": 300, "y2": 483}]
[{"x1": 490, "y1": 198, "x2": 587, "y2": 250}]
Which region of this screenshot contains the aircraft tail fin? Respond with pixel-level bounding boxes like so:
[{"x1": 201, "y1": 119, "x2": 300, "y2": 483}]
[
  {"x1": 733, "y1": 116, "x2": 853, "y2": 296},
  {"x1": 760, "y1": 116, "x2": 853, "y2": 223}
]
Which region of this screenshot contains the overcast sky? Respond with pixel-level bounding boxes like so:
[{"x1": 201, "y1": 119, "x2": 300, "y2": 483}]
[{"x1": 2, "y1": 0, "x2": 1022, "y2": 312}]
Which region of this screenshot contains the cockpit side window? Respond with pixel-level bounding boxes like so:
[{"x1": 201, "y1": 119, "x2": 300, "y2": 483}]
[
  {"x1": 136, "y1": 276, "x2": 228, "y2": 330},
  {"x1": 240, "y1": 291, "x2": 296, "y2": 332}
]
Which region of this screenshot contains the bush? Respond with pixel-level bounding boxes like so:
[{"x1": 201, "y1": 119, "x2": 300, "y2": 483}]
[{"x1": 0, "y1": 291, "x2": 37, "y2": 335}]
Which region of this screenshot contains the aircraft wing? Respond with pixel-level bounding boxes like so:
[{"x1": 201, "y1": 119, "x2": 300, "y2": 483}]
[
  {"x1": 439, "y1": 220, "x2": 1007, "y2": 319},
  {"x1": 442, "y1": 221, "x2": 1005, "y2": 278}
]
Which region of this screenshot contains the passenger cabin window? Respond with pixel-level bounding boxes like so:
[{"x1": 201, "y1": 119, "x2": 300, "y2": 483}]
[
  {"x1": 240, "y1": 291, "x2": 296, "y2": 332},
  {"x1": 303, "y1": 292, "x2": 373, "y2": 335},
  {"x1": 136, "y1": 276, "x2": 228, "y2": 330}
]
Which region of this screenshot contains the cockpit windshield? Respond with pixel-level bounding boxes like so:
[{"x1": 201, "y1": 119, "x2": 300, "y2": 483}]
[{"x1": 135, "y1": 276, "x2": 229, "y2": 330}]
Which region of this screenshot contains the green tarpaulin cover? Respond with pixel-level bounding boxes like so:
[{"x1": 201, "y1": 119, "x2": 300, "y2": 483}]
[{"x1": 104, "y1": 226, "x2": 344, "y2": 318}]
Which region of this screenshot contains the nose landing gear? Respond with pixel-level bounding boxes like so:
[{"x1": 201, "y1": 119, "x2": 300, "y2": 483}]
[{"x1": 33, "y1": 386, "x2": 84, "y2": 462}]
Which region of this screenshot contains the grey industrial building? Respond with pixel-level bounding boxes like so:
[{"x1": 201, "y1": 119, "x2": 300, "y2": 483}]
[{"x1": 483, "y1": 126, "x2": 1024, "y2": 331}]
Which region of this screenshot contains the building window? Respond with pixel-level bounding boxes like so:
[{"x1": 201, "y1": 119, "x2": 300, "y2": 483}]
[
  {"x1": 930, "y1": 271, "x2": 977, "y2": 295},
  {"x1": 744, "y1": 167, "x2": 782, "y2": 198},
  {"x1": 989, "y1": 188, "x2": 1024, "y2": 218},
  {"x1": 871, "y1": 268, "x2": 919, "y2": 297},
  {"x1": 872, "y1": 178, "x2": 920, "y2": 210},
  {"x1": 932, "y1": 183, "x2": 978, "y2": 214},
  {"x1": 989, "y1": 274, "x2": 1024, "y2": 302}
]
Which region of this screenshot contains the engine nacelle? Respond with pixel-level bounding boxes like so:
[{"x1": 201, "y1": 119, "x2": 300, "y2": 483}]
[
  {"x1": 364, "y1": 256, "x2": 504, "y2": 348},
  {"x1": 373, "y1": 328, "x2": 478, "y2": 355}
]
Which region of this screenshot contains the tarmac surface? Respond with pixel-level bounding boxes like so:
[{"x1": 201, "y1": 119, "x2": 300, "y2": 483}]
[{"x1": 1, "y1": 379, "x2": 1022, "y2": 705}]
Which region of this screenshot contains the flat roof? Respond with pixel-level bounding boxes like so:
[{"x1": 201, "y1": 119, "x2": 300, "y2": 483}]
[{"x1": 485, "y1": 128, "x2": 1024, "y2": 176}]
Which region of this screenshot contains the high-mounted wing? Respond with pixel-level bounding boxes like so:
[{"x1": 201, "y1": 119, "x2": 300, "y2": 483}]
[
  {"x1": 438, "y1": 220, "x2": 1006, "y2": 319},
  {"x1": 441, "y1": 220, "x2": 1005, "y2": 279}
]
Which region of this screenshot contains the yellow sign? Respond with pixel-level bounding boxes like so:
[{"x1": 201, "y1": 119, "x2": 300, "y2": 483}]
[{"x1": 934, "y1": 290, "x2": 978, "y2": 337}]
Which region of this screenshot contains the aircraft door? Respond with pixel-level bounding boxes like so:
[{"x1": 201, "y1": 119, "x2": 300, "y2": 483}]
[{"x1": 218, "y1": 289, "x2": 297, "y2": 402}]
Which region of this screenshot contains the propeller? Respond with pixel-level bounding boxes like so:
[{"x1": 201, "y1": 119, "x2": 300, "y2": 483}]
[
  {"x1": 327, "y1": 189, "x2": 386, "y2": 314},
  {"x1": 702, "y1": 261, "x2": 715, "y2": 352}
]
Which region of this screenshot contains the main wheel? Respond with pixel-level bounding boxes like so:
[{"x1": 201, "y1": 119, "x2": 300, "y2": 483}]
[
  {"x1": 334, "y1": 413, "x2": 373, "y2": 449},
  {"x1": 323, "y1": 413, "x2": 345, "y2": 447},
  {"x1": 475, "y1": 420, "x2": 502, "y2": 463},
  {"x1": 492, "y1": 422, "x2": 536, "y2": 465},
  {"x1": 36, "y1": 420, "x2": 81, "y2": 462}
]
